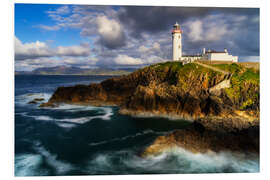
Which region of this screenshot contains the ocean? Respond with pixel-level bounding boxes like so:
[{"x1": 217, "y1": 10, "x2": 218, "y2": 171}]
[{"x1": 15, "y1": 75, "x2": 259, "y2": 176}]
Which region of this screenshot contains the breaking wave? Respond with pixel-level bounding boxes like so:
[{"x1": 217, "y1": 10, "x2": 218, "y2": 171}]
[
  {"x1": 16, "y1": 96, "x2": 114, "y2": 129},
  {"x1": 15, "y1": 93, "x2": 51, "y2": 106},
  {"x1": 15, "y1": 143, "x2": 259, "y2": 176},
  {"x1": 15, "y1": 154, "x2": 47, "y2": 176},
  {"x1": 85, "y1": 147, "x2": 259, "y2": 174},
  {"x1": 15, "y1": 142, "x2": 75, "y2": 176}
]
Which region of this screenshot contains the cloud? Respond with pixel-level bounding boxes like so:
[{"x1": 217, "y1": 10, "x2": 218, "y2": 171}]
[
  {"x1": 15, "y1": 37, "x2": 51, "y2": 60},
  {"x1": 56, "y1": 43, "x2": 90, "y2": 57},
  {"x1": 113, "y1": 54, "x2": 143, "y2": 65},
  {"x1": 15, "y1": 37, "x2": 91, "y2": 60},
  {"x1": 96, "y1": 15, "x2": 126, "y2": 49},
  {"x1": 118, "y1": 6, "x2": 259, "y2": 37},
  {"x1": 184, "y1": 15, "x2": 231, "y2": 43},
  {"x1": 46, "y1": 5, "x2": 70, "y2": 15},
  {"x1": 118, "y1": 6, "x2": 212, "y2": 37},
  {"x1": 39, "y1": 6, "x2": 126, "y2": 49},
  {"x1": 139, "y1": 42, "x2": 161, "y2": 53},
  {"x1": 38, "y1": 25, "x2": 61, "y2": 31},
  {"x1": 185, "y1": 20, "x2": 203, "y2": 42},
  {"x1": 180, "y1": 12, "x2": 259, "y2": 56}
]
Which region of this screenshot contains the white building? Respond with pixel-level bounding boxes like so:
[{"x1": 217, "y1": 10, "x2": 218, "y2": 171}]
[
  {"x1": 171, "y1": 23, "x2": 238, "y2": 63},
  {"x1": 202, "y1": 48, "x2": 238, "y2": 62}
]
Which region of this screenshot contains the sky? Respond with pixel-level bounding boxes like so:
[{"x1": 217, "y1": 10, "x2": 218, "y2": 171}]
[{"x1": 14, "y1": 4, "x2": 260, "y2": 71}]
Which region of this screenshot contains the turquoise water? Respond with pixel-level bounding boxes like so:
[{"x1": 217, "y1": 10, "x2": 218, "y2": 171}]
[{"x1": 15, "y1": 75, "x2": 259, "y2": 176}]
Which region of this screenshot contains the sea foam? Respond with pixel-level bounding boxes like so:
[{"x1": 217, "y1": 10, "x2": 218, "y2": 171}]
[
  {"x1": 15, "y1": 142, "x2": 76, "y2": 176},
  {"x1": 85, "y1": 147, "x2": 259, "y2": 174},
  {"x1": 15, "y1": 154, "x2": 47, "y2": 176},
  {"x1": 18, "y1": 103, "x2": 114, "y2": 129},
  {"x1": 33, "y1": 143, "x2": 75, "y2": 174},
  {"x1": 16, "y1": 93, "x2": 51, "y2": 106}
]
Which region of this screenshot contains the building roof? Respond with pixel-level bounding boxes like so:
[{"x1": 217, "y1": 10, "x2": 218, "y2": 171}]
[
  {"x1": 206, "y1": 50, "x2": 226, "y2": 54},
  {"x1": 182, "y1": 55, "x2": 202, "y2": 57},
  {"x1": 174, "y1": 22, "x2": 179, "y2": 26}
]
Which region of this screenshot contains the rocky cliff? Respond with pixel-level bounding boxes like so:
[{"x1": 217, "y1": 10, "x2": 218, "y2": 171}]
[
  {"x1": 41, "y1": 62, "x2": 259, "y2": 120},
  {"x1": 40, "y1": 61, "x2": 260, "y2": 155}
]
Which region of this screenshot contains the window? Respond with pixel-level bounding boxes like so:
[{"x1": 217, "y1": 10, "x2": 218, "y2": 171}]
[{"x1": 178, "y1": 45, "x2": 181, "y2": 49}]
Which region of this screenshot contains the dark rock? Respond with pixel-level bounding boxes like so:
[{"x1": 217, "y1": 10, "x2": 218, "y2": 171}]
[
  {"x1": 33, "y1": 98, "x2": 44, "y2": 101},
  {"x1": 142, "y1": 122, "x2": 259, "y2": 157},
  {"x1": 28, "y1": 98, "x2": 45, "y2": 104},
  {"x1": 28, "y1": 100, "x2": 37, "y2": 104}
]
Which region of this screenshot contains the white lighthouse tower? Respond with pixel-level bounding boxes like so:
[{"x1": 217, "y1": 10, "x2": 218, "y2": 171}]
[{"x1": 172, "y1": 22, "x2": 182, "y2": 61}]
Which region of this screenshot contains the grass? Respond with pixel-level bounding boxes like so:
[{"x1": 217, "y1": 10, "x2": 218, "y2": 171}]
[
  {"x1": 212, "y1": 63, "x2": 244, "y2": 74},
  {"x1": 149, "y1": 62, "x2": 223, "y2": 89}
]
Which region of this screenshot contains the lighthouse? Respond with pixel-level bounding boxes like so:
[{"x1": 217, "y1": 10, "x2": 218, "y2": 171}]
[{"x1": 172, "y1": 22, "x2": 182, "y2": 61}]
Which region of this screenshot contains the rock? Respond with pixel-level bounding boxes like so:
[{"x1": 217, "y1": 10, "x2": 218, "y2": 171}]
[
  {"x1": 33, "y1": 98, "x2": 45, "y2": 101},
  {"x1": 28, "y1": 100, "x2": 37, "y2": 104},
  {"x1": 28, "y1": 98, "x2": 45, "y2": 104},
  {"x1": 209, "y1": 79, "x2": 231, "y2": 96},
  {"x1": 142, "y1": 122, "x2": 259, "y2": 157}
]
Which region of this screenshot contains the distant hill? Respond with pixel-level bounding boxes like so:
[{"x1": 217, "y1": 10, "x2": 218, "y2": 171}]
[{"x1": 15, "y1": 66, "x2": 135, "y2": 75}]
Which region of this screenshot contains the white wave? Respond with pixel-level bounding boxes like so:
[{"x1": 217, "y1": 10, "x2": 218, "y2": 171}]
[
  {"x1": 131, "y1": 147, "x2": 259, "y2": 173},
  {"x1": 86, "y1": 107, "x2": 113, "y2": 121},
  {"x1": 15, "y1": 154, "x2": 49, "y2": 176},
  {"x1": 33, "y1": 142, "x2": 75, "y2": 175},
  {"x1": 15, "y1": 112, "x2": 28, "y2": 116},
  {"x1": 15, "y1": 93, "x2": 51, "y2": 106},
  {"x1": 55, "y1": 105, "x2": 113, "y2": 121},
  {"x1": 41, "y1": 103, "x2": 114, "y2": 121},
  {"x1": 57, "y1": 117, "x2": 91, "y2": 124},
  {"x1": 35, "y1": 115, "x2": 53, "y2": 121},
  {"x1": 56, "y1": 122, "x2": 78, "y2": 128},
  {"x1": 19, "y1": 106, "x2": 113, "y2": 128},
  {"x1": 55, "y1": 105, "x2": 114, "y2": 121},
  {"x1": 50, "y1": 104, "x2": 98, "y2": 111},
  {"x1": 88, "y1": 129, "x2": 162, "y2": 147},
  {"x1": 15, "y1": 142, "x2": 76, "y2": 176},
  {"x1": 85, "y1": 147, "x2": 259, "y2": 174}
]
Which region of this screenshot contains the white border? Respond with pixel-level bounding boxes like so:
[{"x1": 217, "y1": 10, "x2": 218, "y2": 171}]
[
  {"x1": 1, "y1": 0, "x2": 269, "y2": 180},
  {"x1": 13, "y1": 0, "x2": 260, "y2": 7}
]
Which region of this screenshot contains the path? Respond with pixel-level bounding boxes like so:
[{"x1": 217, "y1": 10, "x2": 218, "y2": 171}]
[{"x1": 194, "y1": 61, "x2": 230, "y2": 75}]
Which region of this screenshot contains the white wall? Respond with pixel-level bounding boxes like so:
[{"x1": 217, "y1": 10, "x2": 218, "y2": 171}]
[
  {"x1": 208, "y1": 53, "x2": 238, "y2": 62},
  {"x1": 172, "y1": 32, "x2": 182, "y2": 61}
]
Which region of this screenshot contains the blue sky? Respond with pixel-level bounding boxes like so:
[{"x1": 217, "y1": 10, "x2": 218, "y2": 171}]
[
  {"x1": 15, "y1": 4, "x2": 260, "y2": 71},
  {"x1": 15, "y1": 4, "x2": 85, "y2": 46}
]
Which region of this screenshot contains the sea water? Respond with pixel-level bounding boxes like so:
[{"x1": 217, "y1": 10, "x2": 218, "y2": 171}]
[{"x1": 14, "y1": 75, "x2": 259, "y2": 176}]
